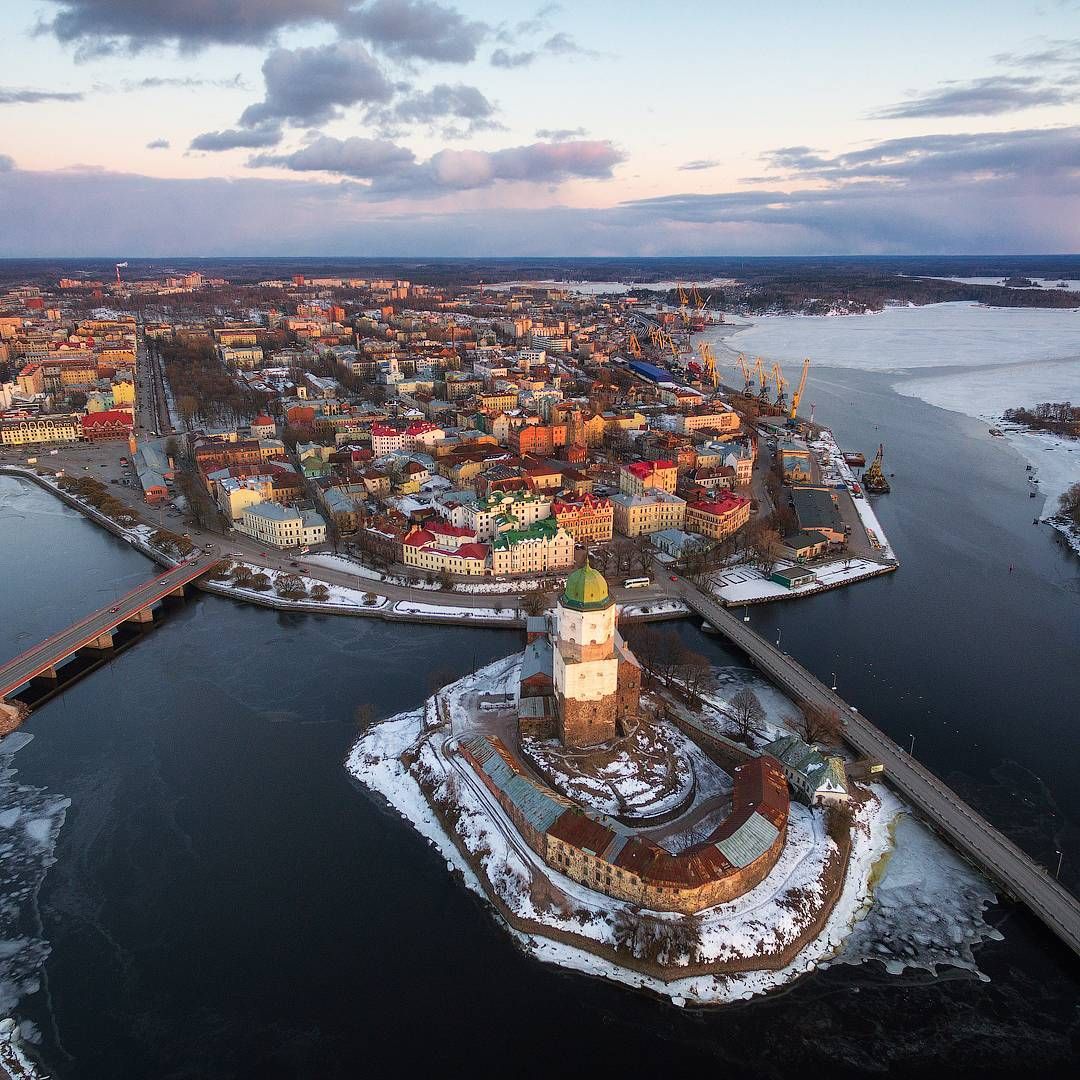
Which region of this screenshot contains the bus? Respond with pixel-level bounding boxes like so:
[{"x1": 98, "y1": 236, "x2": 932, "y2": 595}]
[{"x1": 623, "y1": 577, "x2": 651, "y2": 589}]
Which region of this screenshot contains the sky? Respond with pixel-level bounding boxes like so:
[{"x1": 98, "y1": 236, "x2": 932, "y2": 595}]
[{"x1": 1, "y1": 0, "x2": 1079, "y2": 256}]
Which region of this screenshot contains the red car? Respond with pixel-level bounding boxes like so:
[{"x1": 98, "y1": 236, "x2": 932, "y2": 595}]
[
  {"x1": 670, "y1": 575, "x2": 677, "y2": 582},
  {"x1": 109, "y1": 606, "x2": 120, "y2": 613}
]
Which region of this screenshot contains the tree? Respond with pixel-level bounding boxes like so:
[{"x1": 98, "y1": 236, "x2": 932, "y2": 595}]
[
  {"x1": 725, "y1": 687, "x2": 766, "y2": 743},
  {"x1": 680, "y1": 651, "x2": 714, "y2": 708},
  {"x1": 1060, "y1": 482, "x2": 1080, "y2": 527},
  {"x1": 276, "y1": 573, "x2": 307, "y2": 599},
  {"x1": 437, "y1": 566, "x2": 454, "y2": 591},
  {"x1": 522, "y1": 589, "x2": 552, "y2": 616},
  {"x1": 310, "y1": 583, "x2": 329, "y2": 602},
  {"x1": 354, "y1": 702, "x2": 377, "y2": 729},
  {"x1": 231, "y1": 563, "x2": 254, "y2": 585},
  {"x1": 248, "y1": 572, "x2": 271, "y2": 592},
  {"x1": 751, "y1": 524, "x2": 783, "y2": 576},
  {"x1": 790, "y1": 704, "x2": 842, "y2": 746}
]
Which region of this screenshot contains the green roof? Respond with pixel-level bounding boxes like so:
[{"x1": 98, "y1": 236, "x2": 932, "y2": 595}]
[{"x1": 561, "y1": 563, "x2": 611, "y2": 610}]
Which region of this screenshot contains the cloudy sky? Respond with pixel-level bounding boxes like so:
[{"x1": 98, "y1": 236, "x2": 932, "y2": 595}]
[{"x1": 2, "y1": 0, "x2": 1079, "y2": 255}]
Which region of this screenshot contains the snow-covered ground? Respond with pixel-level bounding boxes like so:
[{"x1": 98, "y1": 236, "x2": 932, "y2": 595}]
[
  {"x1": 709, "y1": 558, "x2": 888, "y2": 605},
  {"x1": 211, "y1": 563, "x2": 387, "y2": 610},
  {"x1": 347, "y1": 661, "x2": 898, "y2": 1004},
  {"x1": 392, "y1": 600, "x2": 518, "y2": 622},
  {"x1": 620, "y1": 599, "x2": 691, "y2": 617},
  {"x1": 521, "y1": 720, "x2": 710, "y2": 821}
]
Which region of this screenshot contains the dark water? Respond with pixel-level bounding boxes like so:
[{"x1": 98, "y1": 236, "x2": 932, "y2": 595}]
[{"x1": 1, "y1": 366, "x2": 1079, "y2": 1078}]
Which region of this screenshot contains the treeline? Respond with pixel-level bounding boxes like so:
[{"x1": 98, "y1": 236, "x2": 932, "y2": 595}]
[
  {"x1": 650, "y1": 274, "x2": 1080, "y2": 314},
  {"x1": 155, "y1": 336, "x2": 265, "y2": 429},
  {"x1": 1003, "y1": 402, "x2": 1079, "y2": 436}
]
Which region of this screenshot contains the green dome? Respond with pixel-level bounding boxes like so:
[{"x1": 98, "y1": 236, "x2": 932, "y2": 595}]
[{"x1": 561, "y1": 564, "x2": 611, "y2": 610}]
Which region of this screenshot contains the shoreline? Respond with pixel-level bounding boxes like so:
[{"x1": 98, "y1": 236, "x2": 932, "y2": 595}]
[
  {"x1": 0, "y1": 463, "x2": 888, "y2": 629},
  {"x1": 347, "y1": 659, "x2": 904, "y2": 1006}
]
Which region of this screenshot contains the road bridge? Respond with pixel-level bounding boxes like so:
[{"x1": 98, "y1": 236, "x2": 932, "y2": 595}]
[
  {"x1": 0, "y1": 558, "x2": 219, "y2": 706},
  {"x1": 671, "y1": 574, "x2": 1080, "y2": 959}
]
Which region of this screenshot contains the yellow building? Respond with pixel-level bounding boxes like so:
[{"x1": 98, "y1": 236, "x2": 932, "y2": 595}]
[
  {"x1": 619, "y1": 459, "x2": 678, "y2": 496},
  {"x1": 1, "y1": 413, "x2": 82, "y2": 446},
  {"x1": 611, "y1": 491, "x2": 686, "y2": 538},
  {"x1": 111, "y1": 377, "x2": 136, "y2": 407}
]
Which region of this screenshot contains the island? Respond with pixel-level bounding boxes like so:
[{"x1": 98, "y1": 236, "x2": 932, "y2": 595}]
[{"x1": 349, "y1": 565, "x2": 899, "y2": 1004}]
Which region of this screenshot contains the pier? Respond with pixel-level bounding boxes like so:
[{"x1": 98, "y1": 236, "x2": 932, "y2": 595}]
[{"x1": 671, "y1": 574, "x2": 1080, "y2": 959}]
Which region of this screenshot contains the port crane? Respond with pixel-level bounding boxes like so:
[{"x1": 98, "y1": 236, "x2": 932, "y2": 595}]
[
  {"x1": 771, "y1": 363, "x2": 788, "y2": 408},
  {"x1": 627, "y1": 332, "x2": 642, "y2": 358},
  {"x1": 697, "y1": 342, "x2": 719, "y2": 388},
  {"x1": 788, "y1": 357, "x2": 811, "y2": 426},
  {"x1": 734, "y1": 353, "x2": 754, "y2": 396},
  {"x1": 754, "y1": 357, "x2": 771, "y2": 401}
]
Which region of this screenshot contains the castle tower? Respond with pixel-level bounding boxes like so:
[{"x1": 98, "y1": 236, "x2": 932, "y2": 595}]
[{"x1": 553, "y1": 564, "x2": 620, "y2": 747}]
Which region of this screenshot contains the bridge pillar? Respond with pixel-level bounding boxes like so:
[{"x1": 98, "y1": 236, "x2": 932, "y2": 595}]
[
  {"x1": 38, "y1": 666, "x2": 59, "y2": 680},
  {"x1": 124, "y1": 607, "x2": 154, "y2": 624},
  {"x1": 84, "y1": 632, "x2": 115, "y2": 650},
  {"x1": 168, "y1": 585, "x2": 186, "y2": 599}
]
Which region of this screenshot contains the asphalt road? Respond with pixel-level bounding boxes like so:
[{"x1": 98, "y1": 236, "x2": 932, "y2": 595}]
[{"x1": 673, "y1": 573, "x2": 1080, "y2": 958}]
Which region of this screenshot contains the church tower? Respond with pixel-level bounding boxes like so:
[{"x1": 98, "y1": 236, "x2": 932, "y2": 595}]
[{"x1": 553, "y1": 564, "x2": 620, "y2": 747}]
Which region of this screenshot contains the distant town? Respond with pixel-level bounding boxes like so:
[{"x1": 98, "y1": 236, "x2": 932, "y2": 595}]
[{"x1": 0, "y1": 267, "x2": 897, "y2": 617}]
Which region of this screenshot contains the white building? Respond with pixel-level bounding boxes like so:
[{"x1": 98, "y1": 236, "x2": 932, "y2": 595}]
[{"x1": 238, "y1": 502, "x2": 326, "y2": 548}]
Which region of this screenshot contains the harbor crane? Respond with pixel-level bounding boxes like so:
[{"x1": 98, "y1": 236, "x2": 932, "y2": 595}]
[
  {"x1": 697, "y1": 342, "x2": 719, "y2": 388},
  {"x1": 754, "y1": 356, "x2": 771, "y2": 401},
  {"x1": 771, "y1": 363, "x2": 788, "y2": 408},
  {"x1": 627, "y1": 332, "x2": 642, "y2": 358},
  {"x1": 788, "y1": 357, "x2": 811, "y2": 426},
  {"x1": 734, "y1": 353, "x2": 754, "y2": 396}
]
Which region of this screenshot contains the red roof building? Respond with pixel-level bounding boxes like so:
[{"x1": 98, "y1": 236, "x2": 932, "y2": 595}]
[{"x1": 80, "y1": 409, "x2": 134, "y2": 441}]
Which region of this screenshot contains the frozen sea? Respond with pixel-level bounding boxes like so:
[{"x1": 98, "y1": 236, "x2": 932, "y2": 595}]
[{"x1": 708, "y1": 302, "x2": 1080, "y2": 517}]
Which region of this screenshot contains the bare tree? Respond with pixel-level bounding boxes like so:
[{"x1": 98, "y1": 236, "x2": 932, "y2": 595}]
[
  {"x1": 790, "y1": 704, "x2": 843, "y2": 746},
  {"x1": 522, "y1": 589, "x2": 552, "y2": 617},
  {"x1": 725, "y1": 687, "x2": 766, "y2": 743}
]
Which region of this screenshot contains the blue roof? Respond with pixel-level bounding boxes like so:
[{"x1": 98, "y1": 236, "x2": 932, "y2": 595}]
[{"x1": 627, "y1": 360, "x2": 672, "y2": 383}]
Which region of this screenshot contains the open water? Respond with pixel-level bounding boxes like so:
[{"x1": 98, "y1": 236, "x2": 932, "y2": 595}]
[{"x1": 0, "y1": 355, "x2": 1079, "y2": 1077}]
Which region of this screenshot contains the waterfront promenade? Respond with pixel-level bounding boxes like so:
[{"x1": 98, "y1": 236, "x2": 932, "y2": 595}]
[{"x1": 671, "y1": 573, "x2": 1080, "y2": 959}]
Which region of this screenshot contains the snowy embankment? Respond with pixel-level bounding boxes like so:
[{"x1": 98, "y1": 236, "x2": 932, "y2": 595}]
[
  {"x1": 391, "y1": 600, "x2": 518, "y2": 622},
  {"x1": 347, "y1": 660, "x2": 900, "y2": 1005},
  {"x1": 208, "y1": 563, "x2": 387, "y2": 610},
  {"x1": 814, "y1": 429, "x2": 897, "y2": 560},
  {"x1": 708, "y1": 558, "x2": 891, "y2": 606}
]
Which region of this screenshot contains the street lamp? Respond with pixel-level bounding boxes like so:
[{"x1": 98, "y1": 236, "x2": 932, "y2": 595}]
[
  {"x1": 908, "y1": 733, "x2": 916, "y2": 755},
  {"x1": 743, "y1": 605, "x2": 750, "y2": 623},
  {"x1": 1055, "y1": 850, "x2": 1064, "y2": 880},
  {"x1": 831, "y1": 671, "x2": 838, "y2": 691},
  {"x1": 776, "y1": 628, "x2": 782, "y2": 648}
]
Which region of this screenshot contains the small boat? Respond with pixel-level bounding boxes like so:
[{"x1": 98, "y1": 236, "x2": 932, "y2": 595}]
[{"x1": 843, "y1": 451, "x2": 866, "y2": 467}]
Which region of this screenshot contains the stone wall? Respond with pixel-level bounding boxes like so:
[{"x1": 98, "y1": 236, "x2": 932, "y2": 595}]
[{"x1": 558, "y1": 692, "x2": 618, "y2": 747}]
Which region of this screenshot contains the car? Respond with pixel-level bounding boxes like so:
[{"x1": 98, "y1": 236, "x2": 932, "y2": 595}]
[
  {"x1": 670, "y1": 575, "x2": 677, "y2": 581},
  {"x1": 109, "y1": 606, "x2": 120, "y2": 613},
  {"x1": 289, "y1": 561, "x2": 299, "y2": 567}
]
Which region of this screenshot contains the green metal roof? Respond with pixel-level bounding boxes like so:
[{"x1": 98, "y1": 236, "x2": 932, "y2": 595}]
[{"x1": 561, "y1": 564, "x2": 611, "y2": 610}]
